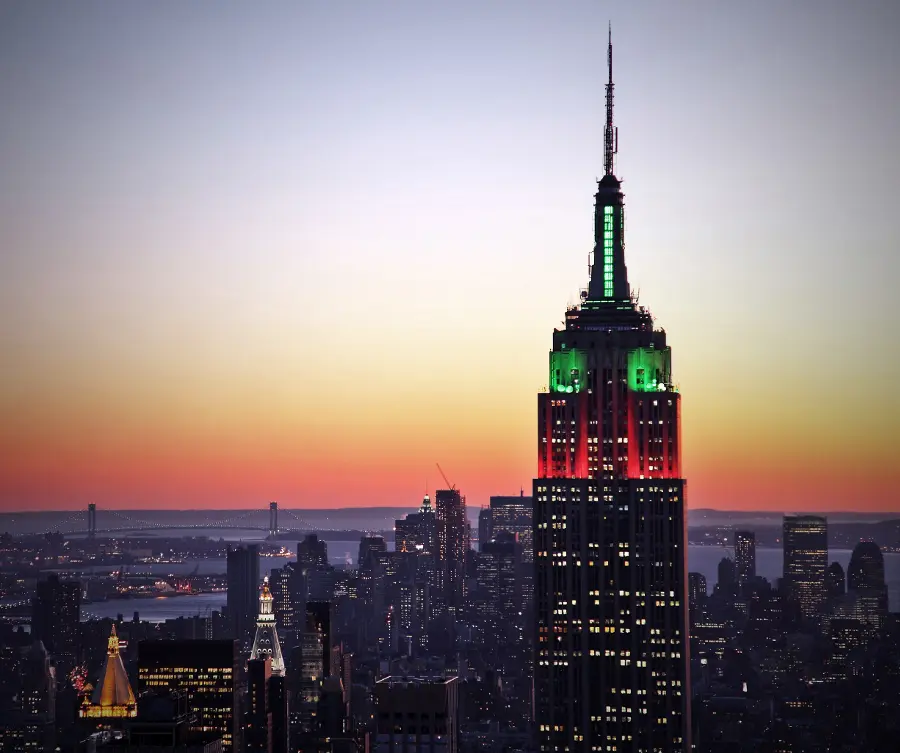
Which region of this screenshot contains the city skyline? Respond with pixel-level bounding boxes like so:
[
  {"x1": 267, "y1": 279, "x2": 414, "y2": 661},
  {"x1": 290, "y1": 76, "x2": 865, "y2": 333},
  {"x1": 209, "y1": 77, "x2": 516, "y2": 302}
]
[{"x1": 2, "y1": 2, "x2": 899, "y2": 512}]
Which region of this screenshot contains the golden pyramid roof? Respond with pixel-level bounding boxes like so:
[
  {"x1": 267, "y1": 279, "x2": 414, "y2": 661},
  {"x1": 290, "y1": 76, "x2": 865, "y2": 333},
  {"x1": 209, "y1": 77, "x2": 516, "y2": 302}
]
[{"x1": 90, "y1": 624, "x2": 136, "y2": 710}]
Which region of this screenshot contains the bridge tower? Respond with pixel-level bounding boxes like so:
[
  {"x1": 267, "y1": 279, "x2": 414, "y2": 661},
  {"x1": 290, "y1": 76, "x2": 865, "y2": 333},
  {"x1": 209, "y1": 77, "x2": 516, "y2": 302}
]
[
  {"x1": 269, "y1": 501, "x2": 278, "y2": 539},
  {"x1": 88, "y1": 503, "x2": 96, "y2": 538}
]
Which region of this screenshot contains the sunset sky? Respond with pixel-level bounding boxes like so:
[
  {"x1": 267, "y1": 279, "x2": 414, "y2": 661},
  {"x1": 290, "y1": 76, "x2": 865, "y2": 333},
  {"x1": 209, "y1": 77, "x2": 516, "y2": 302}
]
[{"x1": 1, "y1": 1, "x2": 898, "y2": 512}]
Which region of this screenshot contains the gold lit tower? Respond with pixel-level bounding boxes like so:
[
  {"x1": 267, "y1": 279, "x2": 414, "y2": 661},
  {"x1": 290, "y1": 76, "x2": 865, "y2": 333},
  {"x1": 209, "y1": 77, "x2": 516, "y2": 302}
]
[
  {"x1": 250, "y1": 576, "x2": 286, "y2": 676},
  {"x1": 80, "y1": 624, "x2": 137, "y2": 719}
]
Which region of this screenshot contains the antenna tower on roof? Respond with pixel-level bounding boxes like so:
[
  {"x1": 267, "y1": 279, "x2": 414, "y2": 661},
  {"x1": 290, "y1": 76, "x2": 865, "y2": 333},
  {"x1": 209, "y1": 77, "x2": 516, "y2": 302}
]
[{"x1": 604, "y1": 23, "x2": 617, "y2": 177}]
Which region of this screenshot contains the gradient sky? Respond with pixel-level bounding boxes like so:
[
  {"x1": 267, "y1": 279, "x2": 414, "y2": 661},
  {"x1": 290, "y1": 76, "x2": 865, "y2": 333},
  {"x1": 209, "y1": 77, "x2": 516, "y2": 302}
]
[{"x1": 1, "y1": 1, "x2": 899, "y2": 512}]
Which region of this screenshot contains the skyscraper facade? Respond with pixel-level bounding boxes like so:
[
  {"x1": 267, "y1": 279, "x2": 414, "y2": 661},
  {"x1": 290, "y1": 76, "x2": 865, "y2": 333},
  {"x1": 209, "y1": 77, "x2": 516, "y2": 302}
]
[
  {"x1": 490, "y1": 492, "x2": 533, "y2": 562},
  {"x1": 435, "y1": 488, "x2": 469, "y2": 617},
  {"x1": 533, "y1": 32, "x2": 689, "y2": 753},
  {"x1": 227, "y1": 544, "x2": 260, "y2": 648},
  {"x1": 846, "y1": 541, "x2": 888, "y2": 626},
  {"x1": 31, "y1": 573, "x2": 81, "y2": 659},
  {"x1": 734, "y1": 530, "x2": 756, "y2": 585},
  {"x1": 783, "y1": 515, "x2": 828, "y2": 618},
  {"x1": 138, "y1": 640, "x2": 239, "y2": 751}
]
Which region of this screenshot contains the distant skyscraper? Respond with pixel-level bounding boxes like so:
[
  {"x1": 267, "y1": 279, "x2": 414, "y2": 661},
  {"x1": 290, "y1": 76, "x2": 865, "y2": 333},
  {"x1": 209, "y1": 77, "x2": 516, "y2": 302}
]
[
  {"x1": 290, "y1": 602, "x2": 332, "y2": 746},
  {"x1": 227, "y1": 544, "x2": 260, "y2": 648},
  {"x1": 717, "y1": 557, "x2": 737, "y2": 592},
  {"x1": 138, "y1": 640, "x2": 239, "y2": 751},
  {"x1": 297, "y1": 534, "x2": 329, "y2": 569},
  {"x1": 847, "y1": 541, "x2": 886, "y2": 592},
  {"x1": 395, "y1": 493, "x2": 438, "y2": 555},
  {"x1": 847, "y1": 541, "x2": 888, "y2": 623},
  {"x1": 826, "y1": 561, "x2": 846, "y2": 597},
  {"x1": 31, "y1": 573, "x2": 81, "y2": 659},
  {"x1": 478, "y1": 507, "x2": 493, "y2": 551},
  {"x1": 435, "y1": 488, "x2": 469, "y2": 617},
  {"x1": 533, "y1": 31, "x2": 689, "y2": 752},
  {"x1": 490, "y1": 492, "x2": 533, "y2": 562},
  {"x1": 476, "y1": 532, "x2": 520, "y2": 644},
  {"x1": 783, "y1": 515, "x2": 828, "y2": 618},
  {"x1": 250, "y1": 577, "x2": 286, "y2": 676},
  {"x1": 688, "y1": 572, "x2": 708, "y2": 605},
  {"x1": 734, "y1": 530, "x2": 756, "y2": 585},
  {"x1": 269, "y1": 562, "x2": 305, "y2": 632}
]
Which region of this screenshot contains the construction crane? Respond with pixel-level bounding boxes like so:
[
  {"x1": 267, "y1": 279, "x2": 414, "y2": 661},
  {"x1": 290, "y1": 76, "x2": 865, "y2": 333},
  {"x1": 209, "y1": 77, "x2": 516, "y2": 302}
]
[{"x1": 435, "y1": 463, "x2": 457, "y2": 491}]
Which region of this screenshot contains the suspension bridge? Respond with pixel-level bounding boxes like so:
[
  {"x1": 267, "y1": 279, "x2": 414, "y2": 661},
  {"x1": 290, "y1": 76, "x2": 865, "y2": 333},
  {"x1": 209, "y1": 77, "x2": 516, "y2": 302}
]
[{"x1": 45, "y1": 502, "x2": 308, "y2": 539}]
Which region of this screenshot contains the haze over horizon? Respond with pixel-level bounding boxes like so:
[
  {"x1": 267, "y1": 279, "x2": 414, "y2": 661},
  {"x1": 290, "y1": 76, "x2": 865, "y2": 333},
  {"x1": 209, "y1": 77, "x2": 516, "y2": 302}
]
[{"x1": 2, "y1": 1, "x2": 899, "y2": 512}]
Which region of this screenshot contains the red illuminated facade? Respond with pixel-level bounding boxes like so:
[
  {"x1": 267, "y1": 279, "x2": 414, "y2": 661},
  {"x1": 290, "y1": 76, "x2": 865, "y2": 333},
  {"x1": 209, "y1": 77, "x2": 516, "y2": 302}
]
[{"x1": 533, "y1": 30, "x2": 690, "y2": 753}]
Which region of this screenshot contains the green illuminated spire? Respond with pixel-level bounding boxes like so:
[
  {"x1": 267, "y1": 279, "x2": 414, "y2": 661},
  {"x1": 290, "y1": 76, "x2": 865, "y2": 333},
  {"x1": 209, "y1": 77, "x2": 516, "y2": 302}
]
[{"x1": 587, "y1": 28, "x2": 630, "y2": 302}]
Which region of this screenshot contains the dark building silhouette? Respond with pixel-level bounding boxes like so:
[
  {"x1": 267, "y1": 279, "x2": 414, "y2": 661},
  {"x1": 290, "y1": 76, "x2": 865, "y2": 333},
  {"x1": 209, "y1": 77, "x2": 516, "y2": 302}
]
[
  {"x1": 847, "y1": 540, "x2": 888, "y2": 624},
  {"x1": 227, "y1": 544, "x2": 260, "y2": 648},
  {"x1": 31, "y1": 573, "x2": 81, "y2": 659},
  {"x1": 533, "y1": 31, "x2": 689, "y2": 752},
  {"x1": 477, "y1": 507, "x2": 493, "y2": 552},
  {"x1": 374, "y1": 676, "x2": 458, "y2": 753},
  {"x1": 717, "y1": 557, "x2": 737, "y2": 592},
  {"x1": 734, "y1": 530, "x2": 756, "y2": 585},
  {"x1": 826, "y1": 561, "x2": 846, "y2": 597},
  {"x1": 269, "y1": 674, "x2": 289, "y2": 753},
  {"x1": 0, "y1": 640, "x2": 56, "y2": 752},
  {"x1": 245, "y1": 657, "x2": 271, "y2": 753},
  {"x1": 688, "y1": 572, "x2": 708, "y2": 605},
  {"x1": 476, "y1": 532, "x2": 520, "y2": 645},
  {"x1": 783, "y1": 515, "x2": 827, "y2": 618},
  {"x1": 847, "y1": 541, "x2": 886, "y2": 592},
  {"x1": 297, "y1": 534, "x2": 329, "y2": 569},
  {"x1": 97, "y1": 690, "x2": 225, "y2": 750}
]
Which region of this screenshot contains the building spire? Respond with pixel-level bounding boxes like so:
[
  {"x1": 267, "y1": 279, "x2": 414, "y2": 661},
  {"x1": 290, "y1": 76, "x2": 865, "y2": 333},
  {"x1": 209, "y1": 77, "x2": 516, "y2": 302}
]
[
  {"x1": 250, "y1": 576, "x2": 285, "y2": 675},
  {"x1": 604, "y1": 23, "x2": 616, "y2": 177}
]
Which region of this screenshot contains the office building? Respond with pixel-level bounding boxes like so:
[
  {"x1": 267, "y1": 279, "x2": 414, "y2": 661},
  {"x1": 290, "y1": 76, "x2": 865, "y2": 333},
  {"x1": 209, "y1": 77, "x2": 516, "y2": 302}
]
[
  {"x1": 478, "y1": 507, "x2": 493, "y2": 552},
  {"x1": 269, "y1": 562, "x2": 306, "y2": 633},
  {"x1": 289, "y1": 602, "x2": 332, "y2": 744},
  {"x1": 374, "y1": 676, "x2": 458, "y2": 753},
  {"x1": 395, "y1": 494, "x2": 437, "y2": 555},
  {"x1": 826, "y1": 561, "x2": 846, "y2": 597},
  {"x1": 0, "y1": 640, "x2": 57, "y2": 752},
  {"x1": 477, "y1": 532, "x2": 520, "y2": 623},
  {"x1": 847, "y1": 541, "x2": 888, "y2": 625},
  {"x1": 688, "y1": 572, "x2": 707, "y2": 605},
  {"x1": 227, "y1": 544, "x2": 260, "y2": 648},
  {"x1": 734, "y1": 530, "x2": 756, "y2": 585},
  {"x1": 31, "y1": 572, "x2": 81, "y2": 658},
  {"x1": 245, "y1": 658, "x2": 271, "y2": 753},
  {"x1": 435, "y1": 488, "x2": 469, "y2": 617},
  {"x1": 533, "y1": 31, "x2": 689, "y2": 752},
  {"x1": 490, "y1": 492, "x2": 533, "y2": 562},
  {"x1": 92, "y1": 691, "x2": 225, "y2": 751},
  {"x1": 138, "y1": 640, "x2": 239, "y2": 751},
  {"x1": 297, "y1": 534, "x2": 329, "y2": 569},
  {"x1": 783, "y1": 515, "x2": 828, "y2": 618}
]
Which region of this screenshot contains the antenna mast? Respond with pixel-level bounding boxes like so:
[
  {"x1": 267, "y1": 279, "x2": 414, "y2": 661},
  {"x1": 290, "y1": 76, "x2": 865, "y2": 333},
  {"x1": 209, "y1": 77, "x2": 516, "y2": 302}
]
[{"x1": 604, "y1": 23, "x2": 616, "y2": 177}]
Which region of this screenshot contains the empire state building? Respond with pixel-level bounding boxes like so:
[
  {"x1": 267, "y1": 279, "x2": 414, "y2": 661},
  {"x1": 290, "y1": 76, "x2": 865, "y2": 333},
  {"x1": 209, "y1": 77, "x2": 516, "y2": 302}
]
[{"x1": 533, "y1": 31, "x2": 690, "y2": 752}]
